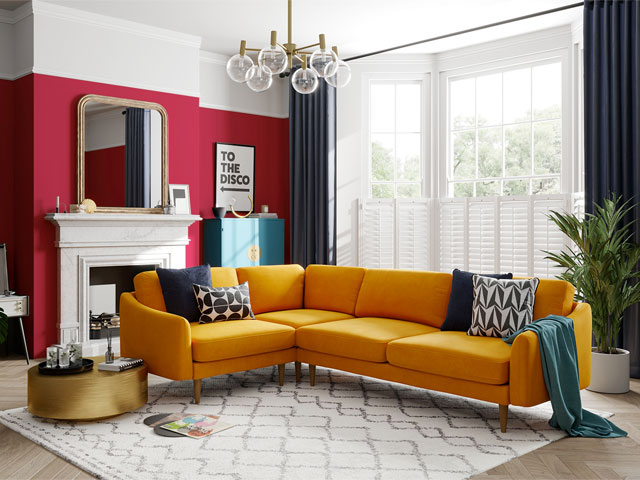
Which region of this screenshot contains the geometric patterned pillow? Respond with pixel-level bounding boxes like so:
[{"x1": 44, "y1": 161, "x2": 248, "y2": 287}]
[
  {"x1": 467, "y1": 276, "x2": 540, "y2": 338},
  {"x1": 192, "y1": 282, "x2": 255, "y2": 323}
]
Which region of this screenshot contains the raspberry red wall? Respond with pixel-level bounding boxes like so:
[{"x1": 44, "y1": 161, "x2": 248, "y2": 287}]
[
  {"x1": 0, "y1": 79, "x2": 16, "y2": 286},
  {"x1": 199, "y1": 108, "x2": 290, "y2": 262},
  {"x1": 85, "y1": 146, "x2": 126, "y2": 206},
  {"x1": 5, "y1": 73, "x2": 289, "y2": 357}
]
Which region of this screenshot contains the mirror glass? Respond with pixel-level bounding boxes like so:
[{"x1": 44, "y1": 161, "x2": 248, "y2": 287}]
[{"x1": 81, "y1": 98, "x2": 166, "y2": 210}]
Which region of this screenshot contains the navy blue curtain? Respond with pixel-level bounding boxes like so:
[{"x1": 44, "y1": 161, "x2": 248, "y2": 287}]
[
  {"x1": 584, "y1": 0, "x2": 640, "y2": 377},
  {"x1": 125, "y1": 107, "x2": 151, "y2": 208},
  {"x1": 289, "y1": 73, "x2": 337, "y2": 267}
]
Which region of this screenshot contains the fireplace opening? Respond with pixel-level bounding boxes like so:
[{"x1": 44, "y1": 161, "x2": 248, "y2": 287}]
[{"x1": 89, "y1": 264, "x2": 156, "y2": 340}]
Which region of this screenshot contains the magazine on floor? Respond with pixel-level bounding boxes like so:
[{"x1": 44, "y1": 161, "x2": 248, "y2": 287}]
[{"x1": 159, "y1": 414, "x2": 234, "y2": 438}]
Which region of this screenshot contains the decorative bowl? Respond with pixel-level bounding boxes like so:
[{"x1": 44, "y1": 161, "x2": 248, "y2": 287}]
[{"x1": 212, "y1": 206, "x2": 227, "y2": 219}]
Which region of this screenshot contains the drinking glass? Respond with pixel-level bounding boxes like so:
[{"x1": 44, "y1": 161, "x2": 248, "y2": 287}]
[
  {"x1": 46, "y1": 346, "x2": 58, "y2": 368},
  {"x1": 59, "y1": 347, "x2": 70, "y2": 368}
]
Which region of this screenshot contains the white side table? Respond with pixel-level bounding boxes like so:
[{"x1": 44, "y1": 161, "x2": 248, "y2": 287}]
[{"x1": 0, "y1": 295, "x2": 29, "y2": 364}]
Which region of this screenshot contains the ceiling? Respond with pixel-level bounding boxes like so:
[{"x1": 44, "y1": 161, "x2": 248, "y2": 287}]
[{"x1": 39, "y1": 0, "x2": 582, "y2": 58}]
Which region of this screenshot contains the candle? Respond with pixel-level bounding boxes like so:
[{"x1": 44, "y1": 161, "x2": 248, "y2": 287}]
[{"x1": 56, "y1": 196, "x2": 59, "y2": 213}]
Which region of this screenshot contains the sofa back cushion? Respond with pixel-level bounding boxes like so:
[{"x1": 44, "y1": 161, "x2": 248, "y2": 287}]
[
  {"x1": 355, "y1": 269, "x2": 452, "y2": 327},
  {"x1": 236, "y1": 264, "x2": 305, "y2": 314},
  {"x1": 532, "y1": 278, "x2": 575, "y2": 320},
  {"x1": 304, "y1": 265, "x2": 366, "y2": 315},
  {"x1": 133, "y1": 267, "x2": 239, "y2": 312}
]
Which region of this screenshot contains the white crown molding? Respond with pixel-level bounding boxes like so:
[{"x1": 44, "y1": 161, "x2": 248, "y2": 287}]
[
  {"x1": 0, "y1": 1, "x2": 32, "y2": 24},
  {"x1": 200, "y1": 50, "x2": 230, "y2": 66},
  {"x1": 31, "y1": 0, "x2": 202, "y2": 48},
  {"x1": 32, "y1": 66, "x2": 200, "y2": 98},
  {"x1": 435, "y1": 25, "x2": 572, "y2": 64},
  {"x1": 199, "y1": 101, "x2": 289, "y2": 119},
  {"x1": 0, "y1": 67, "x2": 33, "y2": 81},
  {"x1": 349, "y1": 53, "x2": 434, "y2": 66}
]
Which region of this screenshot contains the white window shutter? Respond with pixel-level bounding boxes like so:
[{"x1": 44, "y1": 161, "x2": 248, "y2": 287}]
[
  {"x1": 468, "y1": 199, "x2": 497, "y2": 273},
  {"x1": 499, "y1": 199, "x2": 530, "y2": 277},
  {"x1": 359, "y1": 199, "x2": 395, "y2": 269},
  {"x1": 532, "y1": 196, "x2": 567, "y2": 278},
  {"x1": 397, "y1": 199, "x2": 430, "y2": 270},
  {"x1": 439, "y1": 199, "x2": 466, "y2": 272}
]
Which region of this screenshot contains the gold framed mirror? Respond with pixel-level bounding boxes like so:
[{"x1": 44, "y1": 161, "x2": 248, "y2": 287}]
[{"x1": 77, "y1": 94, "x2": 169, "y2": 213}]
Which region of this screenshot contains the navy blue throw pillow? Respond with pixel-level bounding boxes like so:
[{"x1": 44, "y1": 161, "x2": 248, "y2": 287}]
[
  {"x1": 441, "y1": 269, "x2": 513, "y2": 332},
  {"x1": 156, "y1": 265, "x2": 212, "y2": 323}
]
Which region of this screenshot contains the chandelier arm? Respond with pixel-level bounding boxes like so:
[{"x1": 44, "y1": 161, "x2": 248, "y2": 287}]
[
  {"x1": 296, "y1": 42, "x2": 320, "y2": 51},
  {"x1": 244, "y1": 47, "x2": 261, "y2": 52},
  {"x1": 296, "y1": 51, "x2": 314, "y2": 55},
  {"x1": 288, "y1": 0, "x2": 292, "y2": 45}
]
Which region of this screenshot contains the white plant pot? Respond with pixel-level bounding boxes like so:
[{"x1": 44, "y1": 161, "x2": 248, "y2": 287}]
[{"x1": 587, "y1": 347, "x2": 630, "y2": 394}]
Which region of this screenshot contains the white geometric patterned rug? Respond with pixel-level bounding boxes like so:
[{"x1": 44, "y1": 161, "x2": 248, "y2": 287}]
[{"x1": 0, "y1": 365, "x2": 588, "y2": 480}]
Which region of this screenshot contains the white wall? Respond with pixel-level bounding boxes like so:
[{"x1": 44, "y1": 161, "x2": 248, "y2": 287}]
[
  {"x1": 0, "y1": 3, "x2": 33, "y2": 80},
  {"x1": 336, "y1": 25, "x2": 582, "y2": 267},
  {"x1": 199, "y1": 51, "x2": 289, "y2": 118}
]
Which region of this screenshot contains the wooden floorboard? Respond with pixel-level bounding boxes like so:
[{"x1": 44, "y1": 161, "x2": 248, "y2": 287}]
[{"x1": 2, "y1": 355, "x2": 640, "y2": 479}]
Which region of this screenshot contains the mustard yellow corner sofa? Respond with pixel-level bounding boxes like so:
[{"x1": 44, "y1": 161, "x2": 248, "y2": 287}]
[{"x1": 120, "y1": 264, "x2": 592, "y2": 432}]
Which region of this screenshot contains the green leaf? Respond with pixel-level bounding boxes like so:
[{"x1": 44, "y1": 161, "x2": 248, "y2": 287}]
[{"x1": 0, "y1": 307, "x2": 8, "y2": 344}]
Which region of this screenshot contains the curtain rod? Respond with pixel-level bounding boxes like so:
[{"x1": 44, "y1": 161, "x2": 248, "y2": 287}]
[{"x1": 344, "y1": 2, "x2": 584, "y2": 62}]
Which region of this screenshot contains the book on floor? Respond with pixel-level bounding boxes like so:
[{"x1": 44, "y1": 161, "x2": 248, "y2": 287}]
[
  {"x1": 97, "y1": 357, "x2": 144, "y2": 372},
  {"x1": 159, "y1": 414, "x2": 234, "y2": 438}
]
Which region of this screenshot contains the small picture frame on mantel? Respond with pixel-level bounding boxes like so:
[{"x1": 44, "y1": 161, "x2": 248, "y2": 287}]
[{"x1": 169, "y1": 184, "x2": 191, "y2": 215}]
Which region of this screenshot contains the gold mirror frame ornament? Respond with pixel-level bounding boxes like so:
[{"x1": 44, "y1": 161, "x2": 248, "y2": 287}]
[{"x1": 77, "y1": 94, "x2": 169, "y2": 214}]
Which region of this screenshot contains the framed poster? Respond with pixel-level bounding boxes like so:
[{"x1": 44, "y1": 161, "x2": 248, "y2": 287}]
[{"x1": 215, "y1": 143, "x2": 255, "y2": 212}]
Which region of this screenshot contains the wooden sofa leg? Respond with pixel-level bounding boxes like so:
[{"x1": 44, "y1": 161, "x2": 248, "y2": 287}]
[
  {"x1": 295, "y1": 361, "x2": 301, "y2": 383},
  {"x1": 499, "y1": 404, "x2": 508, "y2": 433},
  {"x1": 309, "y1": 364, "x2": 316, "y2": 386},
  {"x1": 278, "y1": 363, "x2": 285, "y2": 386},
  {"x1": 193, "y1": 379, "x2": 202, "y2": 404}
]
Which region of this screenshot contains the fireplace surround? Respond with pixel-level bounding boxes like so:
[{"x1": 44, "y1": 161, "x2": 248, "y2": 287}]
[{"x1": 45, "y1": 213, "x2": 200, "y2": 355}]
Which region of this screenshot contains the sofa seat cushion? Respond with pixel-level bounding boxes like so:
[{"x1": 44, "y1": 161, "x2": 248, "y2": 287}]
[
  {"x1": 190, "y1": 320, "x2": 295, "y2": 362},
  {"x1": 296, "y1": 317, "x2": 438, "y2": 363},
  {"x1": 256, "y1": 309, "x2": 354, "y2": 328},
  {"x1": 387, "y1": 331, "x2": 512, "y2": 385}
]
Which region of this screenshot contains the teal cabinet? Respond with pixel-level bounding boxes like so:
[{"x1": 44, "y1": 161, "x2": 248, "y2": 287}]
[{"x1": 203, "y1": 218, "x2": 285, "y2": 267}]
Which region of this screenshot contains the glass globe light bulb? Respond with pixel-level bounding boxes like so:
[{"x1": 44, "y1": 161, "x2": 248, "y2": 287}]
[
  {"x1": 291, "y1": 67, "x2": 319, "y2": 94},
  {"x1": 246, "y1": 64, "x2": 273, "y2": 92},
  {"x1": 226, "y1": 53, "x2": 254, "y2": 83},
  {"x1": 325, "y1": 59, "x2": 352, "y2": 88},
  {"x1": 258, "y1": 44, "x2": 287, "y2": 75},
  {"x1": 310, "y1": 48, "x2": 338, "y2": 78}
]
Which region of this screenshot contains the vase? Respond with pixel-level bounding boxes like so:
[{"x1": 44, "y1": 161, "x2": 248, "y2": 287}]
[{"x1": 587, "y1": 347, "x2": 630, "y2": 394}]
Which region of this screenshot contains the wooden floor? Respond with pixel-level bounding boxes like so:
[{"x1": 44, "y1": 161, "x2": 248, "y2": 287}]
[{"x1": 1, "y1": 356, "x2": 640, "y2": 480}]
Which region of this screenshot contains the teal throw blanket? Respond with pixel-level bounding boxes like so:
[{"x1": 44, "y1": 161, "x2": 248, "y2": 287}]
[{"x1": 503, "y1": 315, "x2": 626, "y2": 438}]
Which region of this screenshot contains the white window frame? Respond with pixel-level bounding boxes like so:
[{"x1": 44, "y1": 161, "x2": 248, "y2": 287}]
[
  {"x1": 362, "y1": 72, "x2": 431, "y2": 200},
  {"x1": 438, "y1": 48, "x2": 572, "y2": 199}
]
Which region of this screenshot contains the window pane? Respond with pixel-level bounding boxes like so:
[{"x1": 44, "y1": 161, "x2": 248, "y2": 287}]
[
  {"x1": 371, "y1": 134, "x2": 394, "y2": 182},
  {"x1": 397, "y1": 183, "x2": 421, "y2": 198},
  {"x1": 504, "y1": 179, "x2": 529, "y2": 196},
  {"x1": 452, "y1": 130, "x2": 475, "y2": 179},
  {"x1": 371, "y1": 183, "x2": 394, "y2": 198},
  {"x1": 476, "y1": 180, "x2": 500, "y2": 197},
  {"x1": 371, "y1": 84, "x2": 395, "y2": 132},
  {"x1": 450, "y1": 77, "x2": 475, "y2": 130},
  {"x1": 533, "y1": 63, "x2": 561, "y2": 120},
  {"x1": 396, "y1": 83, "x2": 421, "y2": 132},
  {"x1": 454, "y1": 182, "x2": 474, "y2": 197},
  {"x1": 477, "y1": 73, "x2": 502, "y2": 127},
  {"x1": 396, "y1": 133, "x2": 420, "y2": 182},
  {"x1": 534, "y1": 120, "x2": 561, "y2": 175},
  {"x1": 503, "y1": 67, "x2": 531, "y2": 123},
  {"x1": 532, "y1": 177, "x2": 560, "y2": 194},
  {"x1": 477, "y1": 127, "x2": 502, "y2": 178},
  {"x1": 504, "y1": 124, "x2": 531, "y2": 177}
]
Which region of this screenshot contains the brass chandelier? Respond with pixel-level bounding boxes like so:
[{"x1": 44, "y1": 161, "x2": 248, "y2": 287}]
[{"x1": 226, "y1": 0, "x2": 352, "y2": 94}]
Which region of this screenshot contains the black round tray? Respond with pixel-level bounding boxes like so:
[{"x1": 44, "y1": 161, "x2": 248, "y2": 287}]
[{"x1": 38, "y1": 358, "x2": 94, "y2": 375}]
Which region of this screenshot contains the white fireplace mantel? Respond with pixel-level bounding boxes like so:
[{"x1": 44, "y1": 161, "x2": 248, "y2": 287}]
[{"x1": 45, "y1": 213, "x2": 201, "y2": 355}]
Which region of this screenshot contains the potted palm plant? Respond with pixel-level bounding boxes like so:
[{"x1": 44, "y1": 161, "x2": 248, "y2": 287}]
[{"x1": 546, "y1": 195, "x2": 640, "y2": 393}]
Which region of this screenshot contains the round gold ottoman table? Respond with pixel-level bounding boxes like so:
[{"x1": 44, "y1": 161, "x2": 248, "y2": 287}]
[{"x1": 27, "y1": 356, "x2": 148, "y2": 420}]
